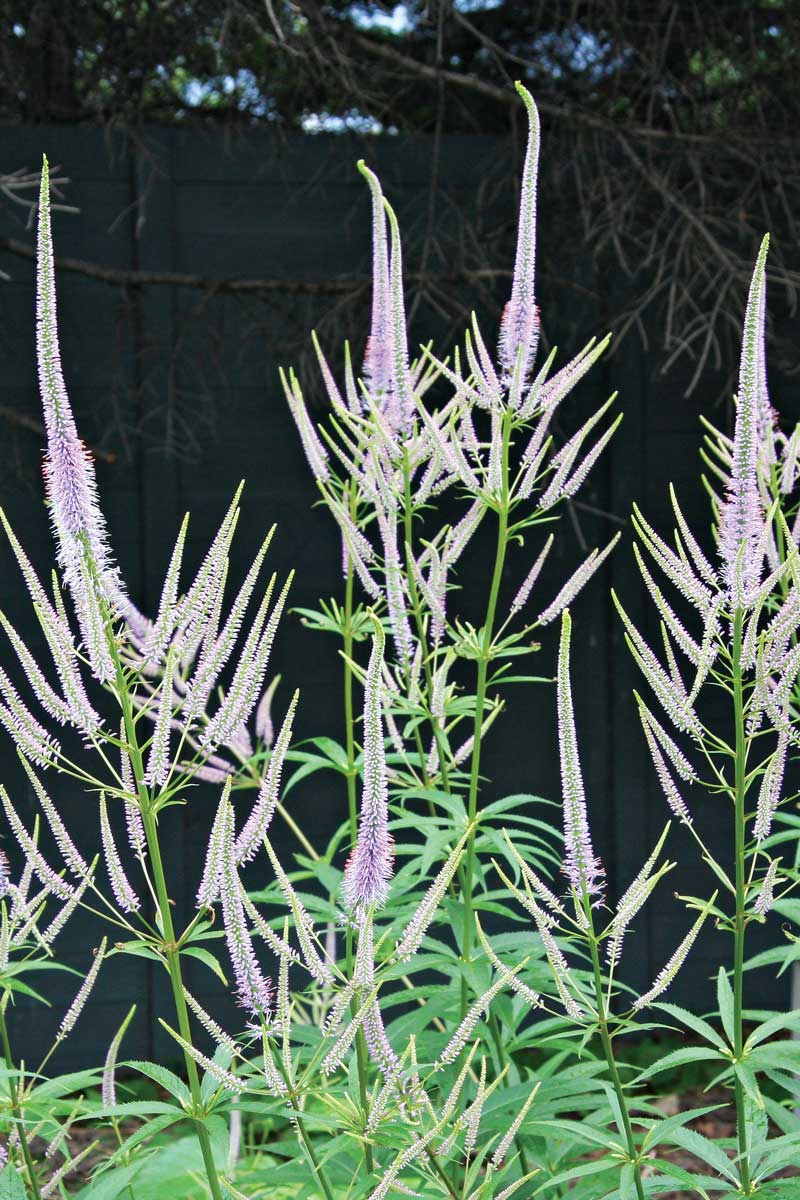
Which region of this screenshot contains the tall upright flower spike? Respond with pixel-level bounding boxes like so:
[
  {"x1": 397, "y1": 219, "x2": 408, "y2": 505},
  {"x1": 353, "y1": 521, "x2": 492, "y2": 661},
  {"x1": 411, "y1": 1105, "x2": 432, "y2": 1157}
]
[
  {"x1": 183, "y1": 988, "x2": 238, "y2": 1055},
  {"x1": 343, "y1": 616, "x2": 394, "y2": 915},
  {"x1": 57, "y1": 937, "x2": 107, "y2": 1040},
  {"x1": 196, "y1": 781, "x2": 231, "y2": 908},
  {"x1": 358, "y1": 160, "x2": 393, "y2": 406},
  {"x1": 36, "y1": 159, "x2": 134, "y2": 679},
  {"x1": 382, "y1": 199, "x2": 414, "y2": 434},
  {"x1": 235, "y1": 689, "x2": 299, "y2": 864},
  {"x1": 491, "y1": 1082, "x2": 540, "y2": 1170},
  {"x1": 528, "y1": 897, "x2": 587, "y2": 1019},
  {"x1": 1, "y1": 786, "x2": 73, "y2": 901},
  {"x1": 613, "y1": 592, "x2": 703, "y2": 738},
  {"x1": 718, "y1": 235, "x2": 770, "y2": 602},
  {"x1": 633, "y1": 902, "x2": 713, "y2": 1011},
  {"x1": 241, "y1": 888, "x2": 300, "y2": 965},
  {"x1": 498, "y1": 83, "x2": 541, "y2": 383},
  {"x1": 262, "y1": 836, "x2": 332, "y2": 984},
  {"x1": 539, "y1": 397, "x2": 620, "y2": 510},
  {"x1": 607, "y1": 826, "x2": 671, "y2": 966},
  {"x1": 42, "y1": 872, "x2": 90, "y2": 946},
  {"x1": 0, "y1": 666, "x2": 61, "y2": 768},
  {"x1": 394, "y1": 832, "x2": 468, "y2": 961},
  {"x1": 172, "y1": 486, "x2": 242, "y2": 659},
  {"x1": 39, "y1": 1144, "x2": 99, "y2": 1199},
  {"x1": 438, "y1": 968, "x2": 519, "y2": 1066},
  {"x1": 200, "y1": 572, "x2": 293, "y2": 752},
  {"x1": 321, "y1": 989, "x2": 377, "y2": 1075},
  {"x1": 255, "y1": 675, "x2": 280, "y2": 746},
  {"x1": 101, "y1": 1004, "x2": 136, "y2": 1110},
  {"x1": 160, "y1": 1021, "x2": 243, "y2": 1093},
  {"x1": 511, "y1": 534, "x2": 554, "y2": 614},
  {"x1": 0, "y1": 610, "x2": 72, "y2": 726},
  {"x1": 557, "y1": 611, "x2": 603, "y2": 898},
  {"x1": 363, "y1": 998, "x2": 401, "y2": 1080},
  {"x1": 501, "y1": 831, "x2": 569, "y2": 920},
  {"x1": 537, "y1": 533, "x2": 620, "y2": 626},
  {"x1": 99, "y1": 795, "x2": 140, "y2": 913},
  {"x1": 754, "y1": 726, "x2": 789, "y2": 843},
  {"x1": 464, "y1": 1057, "x2": 488, "y2": 1159},
  {"x1": 20, "y1": 756, "x2": 88, "y2": 877},
  {"x1": 141, "y1": 513, "x2": 189, "y2": 667},
  {"x1": 0, "y1": 513, "x2": 101, "y2": 733},
  {"x1": 639, "y1": 708, "x2": 693, "y2": 825},
  {"x1": 186, "y1": 528, "x2": 276, "y2": 720},
  {"x1": 218, "y1": 798, "x2": 272, "y2": 1017},
  {"x1": 280, "y1": 368, "x2": 330, "y2": 483},
  {"x1": 144, "y1": 648, "x2": 176, "y2": 789}
]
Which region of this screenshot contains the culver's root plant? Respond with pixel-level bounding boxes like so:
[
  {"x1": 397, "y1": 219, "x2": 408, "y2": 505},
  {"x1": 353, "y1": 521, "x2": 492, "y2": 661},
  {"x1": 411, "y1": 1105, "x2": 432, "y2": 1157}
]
[
  {"x1": 616, "y1": 235, "x2": 800, "y2": 1195},
  {"x1": 285, "y1": 81, "x2": 621, "y2": 1022},
  {"x1": 0, "y1": 157, "x2": 296, "y2": 1199},
  {"x1": 0, "y1": 78, "x2": 798, "y2": 1200}
]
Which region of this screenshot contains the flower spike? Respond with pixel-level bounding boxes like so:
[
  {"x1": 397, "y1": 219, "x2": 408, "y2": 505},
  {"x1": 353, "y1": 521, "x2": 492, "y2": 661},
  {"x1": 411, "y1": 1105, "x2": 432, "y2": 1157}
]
[
  {"x1": 358, "y1": 160, "x2": 393, "y2": 406},
  {"x1": 499, "y1": 83, "x2": 541, "y2": 383},
  {"x1": 556, "y1": 611, "x2": 603, "y2": 899},
  {"x1": 343, "y1": 615, "x2": 394, "y2": 915},
  {"x1": 718, "y1": 235, "x2": 770, "y2": 602},
  {"x1": 36, "y1": 159, "x2": 141, "y2": 671}
]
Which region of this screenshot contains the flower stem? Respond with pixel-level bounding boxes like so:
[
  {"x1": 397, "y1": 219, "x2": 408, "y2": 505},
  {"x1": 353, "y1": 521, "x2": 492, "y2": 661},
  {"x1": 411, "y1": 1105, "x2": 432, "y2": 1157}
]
[
  {"x1": 112, "y1": 654, "x2": 224, "y2": 1200},
  {"x1": 283, "y1": 1076, "x2": 338, "y2": 1200},
  {"x1": 586, "y1": 924, "x2": 645, "y2": 1200},
  {"x1": 0, "y1": 1000, "x2": 42, "y2": 1200},
  {"x1": 460, "y1": 412, "x2": 511, "y2": 1015},
  {"x1": 343, "y1": 490, "x2": 359, "y2": 848},
  {"x1": 401, "y1": 449, "x2": 452, "y2": 797},
  {"x1": 341, "y1": 486, "x2": 375, "y2": 1177},
  {"x1": 731, "y1": 606, "x2": 752, "y2": 1195}
]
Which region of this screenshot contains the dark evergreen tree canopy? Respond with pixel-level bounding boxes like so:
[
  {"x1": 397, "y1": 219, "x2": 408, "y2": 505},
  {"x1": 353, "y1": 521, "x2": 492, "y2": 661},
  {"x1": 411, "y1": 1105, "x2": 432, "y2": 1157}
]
[{"x1": 2, "y1": 1, "x2": 799, "y2": 392}]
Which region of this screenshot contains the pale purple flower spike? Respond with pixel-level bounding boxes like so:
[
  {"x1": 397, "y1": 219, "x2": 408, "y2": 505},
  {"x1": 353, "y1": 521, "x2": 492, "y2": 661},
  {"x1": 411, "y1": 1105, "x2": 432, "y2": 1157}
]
[
  {"x1": 343, "y1": 618, "x2": 394, "y2": 915},
  {"x1": 718, "y1": 235, "x2": 769, "y2": 603},
  {"x1": 498, "y1": 83, "x2": 541, "y2": 384},
  {"x1": 37, "y1": 160, "x2": 114, "y2": 587},
  {"x1": 36, "y1": 159, "x2": 148, "y2": 672},
  {"x1": 219, "y1": 798, "x2": 273, "y2": 1017},
  {"x1": 556, "y1": 611, "x2": 603, "y2": 898},
  {"x1": 359, "y1": 160, "x2": 393, "y2": 405}
]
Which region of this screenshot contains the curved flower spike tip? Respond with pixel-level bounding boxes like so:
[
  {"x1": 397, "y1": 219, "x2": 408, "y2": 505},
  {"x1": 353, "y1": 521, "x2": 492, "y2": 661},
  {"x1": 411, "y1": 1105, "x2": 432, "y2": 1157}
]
[
  {"x1": 718, "y1": 234, "x2": 770, "y2": 604},
  {"x1": 343, "y1": 613, "x2": 394, "y2": 916},
  {"x1": 498, "y1": 82, "x2": 541, "y2": 385},
  {"x1": 357, "y1": 160, "x2": 392, "y2": 406},
  {"x1": 37, "y1": 157, "x2": 148, "y2": 660},
  {"x1": 356, "y1": 160, "x2": 413, "y2": 433},
  {"x1": 37, "y1": 157, "x2": 113, "y2": 590},
  {"x1": 557, "y1": 610, "x2": 604, "y2": 901}
]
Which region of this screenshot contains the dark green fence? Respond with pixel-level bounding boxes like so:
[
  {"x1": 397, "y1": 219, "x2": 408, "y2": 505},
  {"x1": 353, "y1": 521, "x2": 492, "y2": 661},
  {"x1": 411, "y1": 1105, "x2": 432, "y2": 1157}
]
[{"x1": 0, "y1": 126, "x2": 794, "y2": 1066}]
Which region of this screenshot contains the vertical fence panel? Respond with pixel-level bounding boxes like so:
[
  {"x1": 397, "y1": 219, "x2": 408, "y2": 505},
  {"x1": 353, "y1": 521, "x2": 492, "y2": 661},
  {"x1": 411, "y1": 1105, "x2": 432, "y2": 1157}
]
[{"x1": 0, "y1": 125, "x2": 793, "y2": 1067}]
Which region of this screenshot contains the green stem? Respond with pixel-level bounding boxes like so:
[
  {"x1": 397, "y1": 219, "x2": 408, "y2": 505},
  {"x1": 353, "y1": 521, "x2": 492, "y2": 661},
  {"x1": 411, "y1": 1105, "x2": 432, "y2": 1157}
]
[
  {"x1": 401, "y1": 449, "x2": 452, "y2": 799},
  {"x1": 343, "y1": 504, "x2": 359, "y2": 848},
  {"x1": 732, "y1": 606, "x2": 752, "y2": 1195},
  {"x1": 587, "y1": 928, "x2": 645, "y2": 1200},
  {"x1": 112, "y1": 656, "x2": 224, "y2": 1200},
  {"x1": 460, "y1": 413, "x2": 512, "y2": 1014},
  {"x1": 0, "y1": 1001, "x2": 42, "y2": 1200},
  {"x1": 288, "y1": 1089, "x2": 337, "y2": 1200},
  {"x1": 272, "y1": 1034, "x2": 337, "y2": 1200},
  {"x1": 341, "y1": 485, "x2": 375, "y2": 1177},
  {"x1": 424, "y1": 1144, "x2": 461, "y2": 1200},
  {"x1": 140, "y1": 809, "x2": 224, "y2": 1198},
  {"x1": 487, "y1": 1009, "x2": 530, "y2": 1176}
]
